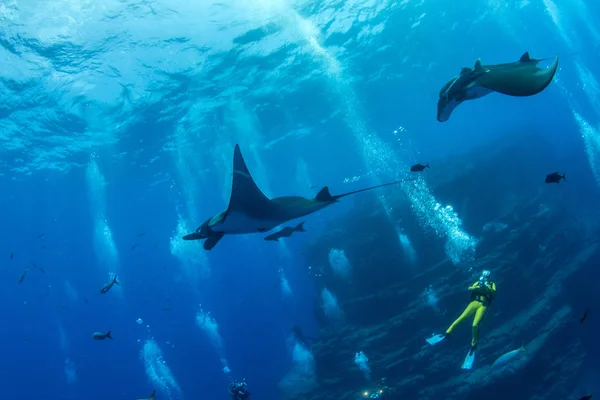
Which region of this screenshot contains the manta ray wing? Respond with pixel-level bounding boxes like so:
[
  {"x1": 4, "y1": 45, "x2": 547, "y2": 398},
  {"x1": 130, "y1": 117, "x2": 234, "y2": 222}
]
[
  {"x1": 225, "y1": 144, "x2": 283, "y2": 222},
  {"x1": 475, "y1": 54, "x2": 559, "y2": 97}
]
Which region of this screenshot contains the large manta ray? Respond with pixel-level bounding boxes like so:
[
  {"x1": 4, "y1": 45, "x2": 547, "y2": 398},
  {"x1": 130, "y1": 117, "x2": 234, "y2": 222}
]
[
  {"x1": 437, "y1": 51, "x2": 559, "y2": 122},
  {"x1": 183, "y1": 144, "x2": 411, "y2": 250}
]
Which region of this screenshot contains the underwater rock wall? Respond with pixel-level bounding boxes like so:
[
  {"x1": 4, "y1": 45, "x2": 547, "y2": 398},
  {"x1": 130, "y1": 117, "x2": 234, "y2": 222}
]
[{"x1": 294, "y1": 133, "x2": 600, "y2": 400}]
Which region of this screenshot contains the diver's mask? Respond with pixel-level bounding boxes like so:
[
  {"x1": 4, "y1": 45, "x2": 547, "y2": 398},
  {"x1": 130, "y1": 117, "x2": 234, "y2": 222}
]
[{"x1": 479, "y1": 270, "x2": 491, "y2": 286}]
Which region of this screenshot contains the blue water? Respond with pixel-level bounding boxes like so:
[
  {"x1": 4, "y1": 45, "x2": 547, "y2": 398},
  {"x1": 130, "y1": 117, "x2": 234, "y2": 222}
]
[{"x1": 1, "y1": 0, "x2": 600, "y2": 399}]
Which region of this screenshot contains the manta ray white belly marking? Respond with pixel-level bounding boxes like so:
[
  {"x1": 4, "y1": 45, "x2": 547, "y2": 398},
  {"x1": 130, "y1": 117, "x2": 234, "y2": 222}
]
[
  {"x1": 215, "y1": 210, "x2": 281, "y2": 234},
  {"x1": 234, "y1": 169, "x2": 251, "y2": 178},
  {"x1": 465, "y1": 86, "x2": 493, "y2": 100},
  {"x1": 438, "y1": 86, "x2": 493, "y2": 122}
]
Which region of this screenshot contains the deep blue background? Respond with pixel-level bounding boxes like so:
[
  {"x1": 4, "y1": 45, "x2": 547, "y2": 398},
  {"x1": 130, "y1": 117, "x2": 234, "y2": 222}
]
[{"x1": 1, "y1": 0, "x2": 599, "y2": 399}]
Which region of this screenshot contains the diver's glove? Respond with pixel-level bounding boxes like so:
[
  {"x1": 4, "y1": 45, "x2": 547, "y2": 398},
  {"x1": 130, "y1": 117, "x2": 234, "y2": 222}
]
[{"x1": 481, "y1": 282, "x2": 494, "y2": 293}]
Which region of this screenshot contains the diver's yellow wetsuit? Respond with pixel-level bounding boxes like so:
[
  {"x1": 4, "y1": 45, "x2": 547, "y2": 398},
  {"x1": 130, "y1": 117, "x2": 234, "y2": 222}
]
[{"x1": 445, "y1": 279, "x2": 496, "y2": 348}]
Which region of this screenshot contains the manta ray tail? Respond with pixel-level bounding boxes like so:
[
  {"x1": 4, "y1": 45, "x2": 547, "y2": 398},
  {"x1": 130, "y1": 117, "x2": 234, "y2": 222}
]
[{"x1": 315, "y1": 178, "x2": 415, "y2": 202}]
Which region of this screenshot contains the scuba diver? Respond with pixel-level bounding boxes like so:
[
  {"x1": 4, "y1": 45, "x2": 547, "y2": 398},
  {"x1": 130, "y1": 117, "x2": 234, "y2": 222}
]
[
  {"x1": 228, "y1": 379, "x2": 250, "y2": 400},
  {"x1": 425, "y1": 269, "x2": 497, "y2": 370}
]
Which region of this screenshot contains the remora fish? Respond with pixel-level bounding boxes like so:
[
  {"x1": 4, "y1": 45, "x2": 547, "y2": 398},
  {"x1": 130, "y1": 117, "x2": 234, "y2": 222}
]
[
  {"x1": 264, "y1": 222, "x2": 306, "y2": 242},
  {"x1": 92, "y1": 331, "x2": 113, "y2": 340},
  {"x1": 183, "y1": 144, "x2": 413, "y2": 250},
  {"x1": 437, "y1": 52, "x2": 559, "y2": 122}
]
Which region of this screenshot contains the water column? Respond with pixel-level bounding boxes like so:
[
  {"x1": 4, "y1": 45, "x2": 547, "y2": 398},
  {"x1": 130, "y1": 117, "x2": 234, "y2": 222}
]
[
  {"x1": 196, "y1": 306, "x2": 232, "y2": 376},
  {"x1": 278, "y1": 4, "x2": 477, "y2": 264},
  {"x1": 86, "y1": 156, "x2": 123, "y2": 296},
  {"x1": 168, "y1": 118, "x2": 211, "y2": 287},
  {"x1": 140, "y1": 336, "x2": 182, "y2": 400},
  {"x1": 540, "y1": 0, "x2": 600, "y2": 184}
]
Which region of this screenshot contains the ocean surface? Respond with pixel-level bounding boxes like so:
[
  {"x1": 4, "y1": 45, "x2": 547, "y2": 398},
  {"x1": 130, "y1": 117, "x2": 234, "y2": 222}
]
[{"x1": 1, "y1": 1, "x2": 600, "y2": 399}]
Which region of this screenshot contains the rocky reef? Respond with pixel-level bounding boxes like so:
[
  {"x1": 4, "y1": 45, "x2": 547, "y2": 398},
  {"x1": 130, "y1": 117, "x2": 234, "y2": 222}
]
[{"x1": 283, "y1": 133, "x2": 600, "y2": 400}]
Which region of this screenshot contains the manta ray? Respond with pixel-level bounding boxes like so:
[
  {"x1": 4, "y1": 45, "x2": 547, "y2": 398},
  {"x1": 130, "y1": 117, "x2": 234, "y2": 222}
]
[
  {"x1": 437, "y1": 52, "x2": 559, "y2": 122},
  {"x1": 183, "y1": 144, "x2": 411, "y2": 250}
]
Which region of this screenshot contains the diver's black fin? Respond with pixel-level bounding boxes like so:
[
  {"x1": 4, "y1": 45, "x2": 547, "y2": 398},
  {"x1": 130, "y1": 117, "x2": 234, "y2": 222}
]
[
  {"x1": 106, "y1": 330, "x2": 112, "y2": 340},
  {"x1": 227, "y1": 144, "x2": 276, "y2": 217},
  {"x1": 295, "y1": 222, "x2": 306, "y2": 232},
  {"x1": 149, "y1": 390, "x2": 156, "y2": 400},
  {"x1": 520, "y1": 51, "x2": 531, "y2": 62},
  {"x1": 204, "y1": 233, "x2": 225, "y2": 250},
  {"x1": 563, "y1": 172, "x2": 567, "y2": 182}
]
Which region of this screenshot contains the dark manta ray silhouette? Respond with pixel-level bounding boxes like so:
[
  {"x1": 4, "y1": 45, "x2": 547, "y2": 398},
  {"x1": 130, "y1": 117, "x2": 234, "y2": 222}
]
[
  {"x1": 182, "y1": 144, "x2": 413, "y2": 250},
  {"x1": 437, "y1": 52, "x2": 559, "y2": 122}
]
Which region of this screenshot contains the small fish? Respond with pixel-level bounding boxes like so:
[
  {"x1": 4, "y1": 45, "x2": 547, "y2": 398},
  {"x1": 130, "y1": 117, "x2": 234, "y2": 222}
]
[
  {"x1": 264, "y1": 222, "x2": 307, "y2": 242},
  {"x1": 18, "y1": 269, "x2": 28, "y2": 284},
  {"x1": 33, "y1": 263, "x2": 46, "y2": 274},
  {"x1": 40, "y1": 245, "x2": 47, "y2": 249},
  {"x1": 578, "y1": 396, "x2": 592, "y2": 400},
  {"x1": 92, "y1": 330, "x2": 112, "y2": 340},
  {"x1": 37, "y1": 233, "x2": 44, "y2": 239},
  {"x1": 580, "y1": 309, "x2": 589, "y2": 323},
  {"x1": 100, "y1": 276, "x2": 119, "y2": 294},
  {"x1": 10, "y1": 252, "x2": 13, "y2": 260},
  {"x1": 410, "y1": 163, "x2": 430, "y2": 172},
  {"x1": 84, "y1": 297, "x2": 89, "y2": 304},
  {"x1": 491, "y1": 345, "x2": 527, "y2": 369},
  {"x1": 135, "y1": 390, "x2": 156, "y2": 400},
  {"x1": 137, "y1": 233, "x2": 146, "y2": 237},
  {"x1": 131, "y1": 244, "x2": 139, "y2": 250},
  {"x1": 545, "y1": 172, "x2": 566, "y2": 183},
  {"x1": 291, "y1": 324, "x2": 316, "y2": 348}
]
